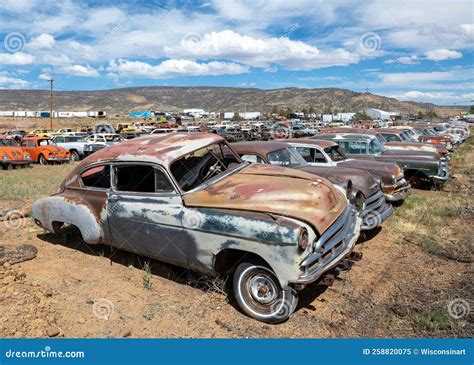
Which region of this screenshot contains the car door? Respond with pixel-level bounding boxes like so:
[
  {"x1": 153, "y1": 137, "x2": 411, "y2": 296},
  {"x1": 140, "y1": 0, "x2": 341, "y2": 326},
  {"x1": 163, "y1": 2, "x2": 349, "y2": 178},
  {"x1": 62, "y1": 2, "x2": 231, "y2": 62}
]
[
  {"x1": 21, "y1": 140, "x2": 38, "y2": 160},
  {"x1": 107, "y1": 163, "x2": 189, "y2": 267}
]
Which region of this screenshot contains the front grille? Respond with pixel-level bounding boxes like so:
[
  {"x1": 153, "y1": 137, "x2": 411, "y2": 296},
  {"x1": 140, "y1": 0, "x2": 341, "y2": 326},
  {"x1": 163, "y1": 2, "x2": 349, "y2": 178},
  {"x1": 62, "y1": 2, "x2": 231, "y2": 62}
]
[
  {"x1": 362, "y1": 189, "x2": 385, "y2": 215},
  {"x1": 299, "y1": 205, "x2": 357, "y2": 281}
]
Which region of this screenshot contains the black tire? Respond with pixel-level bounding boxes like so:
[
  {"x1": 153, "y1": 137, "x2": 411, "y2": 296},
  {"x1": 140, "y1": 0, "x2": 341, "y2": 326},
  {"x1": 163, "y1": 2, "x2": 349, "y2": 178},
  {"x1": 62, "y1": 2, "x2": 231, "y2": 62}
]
[
  {"x1": 38, "y1": 154, "x2": 48, "y2": 165},
  {"x1": 70, "y1": 150, "x2": 80, "y2": 161},
  {"x1": 233, "y1": 260, "x2": 298, "y2": 323}
]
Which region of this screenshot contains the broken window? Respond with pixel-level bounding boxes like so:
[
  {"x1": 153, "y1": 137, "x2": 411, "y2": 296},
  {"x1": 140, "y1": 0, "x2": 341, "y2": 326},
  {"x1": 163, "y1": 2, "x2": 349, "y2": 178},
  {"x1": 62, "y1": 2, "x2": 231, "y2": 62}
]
[
  {"x1": 81, "y1": 165, "x2": 111, "y2": 189},
  {"x1": 114, "y1": 165, "x2": 174, "y2": 193}
]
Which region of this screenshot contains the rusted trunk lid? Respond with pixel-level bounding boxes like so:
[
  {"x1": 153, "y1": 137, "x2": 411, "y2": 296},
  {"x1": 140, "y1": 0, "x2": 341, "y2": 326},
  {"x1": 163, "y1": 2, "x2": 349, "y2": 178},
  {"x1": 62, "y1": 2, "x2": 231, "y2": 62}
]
[{"x1": 183, "y1": 163, "x2": 347, "y2": 234}]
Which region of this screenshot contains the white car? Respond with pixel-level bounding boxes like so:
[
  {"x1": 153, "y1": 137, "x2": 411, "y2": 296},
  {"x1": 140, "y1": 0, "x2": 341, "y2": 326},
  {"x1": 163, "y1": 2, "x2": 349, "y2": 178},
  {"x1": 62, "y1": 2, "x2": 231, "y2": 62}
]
[
  {"x1": 83, "y1": 134, "x2": 122, "y2": 156},
  {"x1": 52, "y1": 135, "x2": 88, "y2": 161}
]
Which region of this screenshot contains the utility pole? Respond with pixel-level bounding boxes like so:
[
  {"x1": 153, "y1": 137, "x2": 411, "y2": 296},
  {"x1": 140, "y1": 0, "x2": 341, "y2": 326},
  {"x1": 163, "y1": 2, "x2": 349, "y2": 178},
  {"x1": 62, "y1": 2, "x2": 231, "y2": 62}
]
[
  {"x1": 365, "y1": 87, "x2": 369, "y2": 116},
  {"x1": 49, "y1": 78, "x2": 54, "y2": 130}
]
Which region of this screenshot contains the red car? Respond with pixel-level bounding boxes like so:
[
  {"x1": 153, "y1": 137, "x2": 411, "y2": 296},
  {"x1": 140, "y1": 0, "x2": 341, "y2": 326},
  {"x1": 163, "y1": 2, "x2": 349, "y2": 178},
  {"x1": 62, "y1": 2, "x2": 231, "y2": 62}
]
[{"x1": 0, "y1": 137, "x2": 32, "y2": 170}]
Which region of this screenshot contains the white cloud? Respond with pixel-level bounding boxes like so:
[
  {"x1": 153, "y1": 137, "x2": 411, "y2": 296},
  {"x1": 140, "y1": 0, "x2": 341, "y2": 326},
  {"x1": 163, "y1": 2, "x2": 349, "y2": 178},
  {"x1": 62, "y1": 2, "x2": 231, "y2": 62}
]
[
  {"x1": 425, "y1": 49, "x2": 463, "y2": 61},
  {"x1": 54, "y1": 64, "x2": 100, "y2": 77},
  {"x1": 0, "y1": 75, "x2": 29, "y2": 88},
  {"x1": 38, "y1": 73, "x2": 51, "y2": 80},
  {"x1": 166, "y1": 30, "x2": 360, "y2": 70},
  {"x1": 108, "y1": 59, "x2": 249, "y2": 78},
  {"x1": 0, "y1": 52, "x2": 35, "y2": 65},
  {"x1": 27, "y1": 33, "x2": 55, "y2": 50},
  {"x1": 385, "y1": 55, "x2": 419, "y2": 65},
  {"x1": 378, "y1": 71, "x2": 460, "y2": 86},
  {"x1": 391, "y1": 90, "x2": 474, "y2": 104}
]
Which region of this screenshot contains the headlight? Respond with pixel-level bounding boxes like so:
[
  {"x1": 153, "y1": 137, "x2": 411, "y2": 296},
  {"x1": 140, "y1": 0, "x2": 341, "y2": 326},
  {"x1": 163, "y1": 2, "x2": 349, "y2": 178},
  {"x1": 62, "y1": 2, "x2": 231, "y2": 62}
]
[
  {"x1": 298, "y1": 228, "x2": 309, "y2": 251},
  {"x1": 24, "y1": 154, "x2": 30, "y2": 159},
  {"x1": 392, "y1": 174, "x2": 397, "y2": 185},
  {"x1": 2, "y1": 154, "x2": 7, "y2": 161},
  {"x1": 347, "y1": 185, "x2": 365, "y2": 211}
]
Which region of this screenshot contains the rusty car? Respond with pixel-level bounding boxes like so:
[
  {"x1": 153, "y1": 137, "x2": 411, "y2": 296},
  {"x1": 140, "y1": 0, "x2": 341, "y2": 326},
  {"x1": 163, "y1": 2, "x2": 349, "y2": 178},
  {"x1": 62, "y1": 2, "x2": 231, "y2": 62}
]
[
  {"x1": 0, "y1": 137, "x2": 32, "y2": 169},
  {"x1": 230, "y1": 141, "x2": 393, "y2": 231},
  {"x1": 285, "y1": 139, "x2": 411, "y2": 202},
  {"x1": 32, "y1": 133, "x2": 362, "y2": 323},
  {"x1": 314, "y1": 133, "x2": 450, "y2": 186}
]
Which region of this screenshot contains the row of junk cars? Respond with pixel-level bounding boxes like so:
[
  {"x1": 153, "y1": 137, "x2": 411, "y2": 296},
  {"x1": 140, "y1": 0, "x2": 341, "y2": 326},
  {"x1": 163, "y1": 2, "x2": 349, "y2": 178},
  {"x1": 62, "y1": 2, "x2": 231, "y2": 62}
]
[{"x1": 2, "y1": 119, "x2": 471, "y2": 323}]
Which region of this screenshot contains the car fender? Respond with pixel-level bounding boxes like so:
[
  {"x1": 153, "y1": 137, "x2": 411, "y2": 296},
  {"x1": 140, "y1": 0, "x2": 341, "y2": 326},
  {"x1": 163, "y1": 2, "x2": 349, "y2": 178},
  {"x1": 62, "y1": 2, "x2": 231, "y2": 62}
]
[{"x1": 32, "y1": 195, "x2": 104, "y2": 244}]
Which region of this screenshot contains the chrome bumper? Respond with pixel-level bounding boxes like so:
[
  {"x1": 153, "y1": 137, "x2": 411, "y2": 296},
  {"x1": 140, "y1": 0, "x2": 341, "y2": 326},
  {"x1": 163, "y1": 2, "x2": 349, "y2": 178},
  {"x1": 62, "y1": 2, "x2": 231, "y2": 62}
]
[
  {"x1": 1, "y1": 159, "x2": 31, "y2": 164},
  {"x1": 431, "y1": 167, "x2": 451, "y2": 183},
  {"x1": 384, "y1": 184, "x2": 412, "y2": 202},
  {"x1": 293, "y1": 205, "x2": 361, "y2": 284},
  {"x1": 47, "y1": 157, "x2": 69, "y2": 162}
]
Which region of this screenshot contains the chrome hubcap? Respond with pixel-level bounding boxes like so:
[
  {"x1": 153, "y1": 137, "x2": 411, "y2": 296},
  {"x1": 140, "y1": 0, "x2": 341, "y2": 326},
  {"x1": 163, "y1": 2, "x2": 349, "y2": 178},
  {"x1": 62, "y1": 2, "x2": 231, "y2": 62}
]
[{"x1": 249, "y1": 274, "x2": 278, "y2": 304}]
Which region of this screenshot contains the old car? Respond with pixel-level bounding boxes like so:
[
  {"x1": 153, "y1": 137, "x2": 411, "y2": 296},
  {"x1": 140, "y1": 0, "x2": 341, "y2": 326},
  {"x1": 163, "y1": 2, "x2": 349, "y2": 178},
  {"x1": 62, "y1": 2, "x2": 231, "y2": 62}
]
[
  {"x1": 52, "y1": 135, "x2": 89, "y2": 161},
  {"x1": 83, "y1": 133, "x2": 122, "y2": 156},
  {"x1": 20, "y1": 137, "x2": 70, "y2": 165},
  {"x1": 319, "y1": 127, "x2": 450, "y2": 158},
  {"x1": 231, "y1": 141, "x2": 393, "y2": 231},
  {"x1": 286, "y1": 139, "x2": 411, "y2": 202},
  {"x1": 0, "y1": 137, "x2": 32, "y2": 169},
  {"x1": 32, "y1": 133, "x2": 361, "y2": 323},
  {"x1": 315, "y1": 133, "x2": 450, "y2": 186}
]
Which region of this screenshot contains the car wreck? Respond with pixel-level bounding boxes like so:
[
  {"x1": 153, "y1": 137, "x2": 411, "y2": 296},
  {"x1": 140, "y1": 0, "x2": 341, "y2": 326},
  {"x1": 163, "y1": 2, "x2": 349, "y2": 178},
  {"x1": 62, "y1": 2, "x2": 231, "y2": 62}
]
[
  {"x1": 32, "y1": 133, "x2": 362, "y2": 323},
  {"x1": 230, "y1": 141, "x2": 393, "y2": 230},
  {"x1": 285, "y1": 139, "x2": 411, "y2": 202},
  {"x1": 315, "y1": 133, "x2": 451, "y2": 186}
]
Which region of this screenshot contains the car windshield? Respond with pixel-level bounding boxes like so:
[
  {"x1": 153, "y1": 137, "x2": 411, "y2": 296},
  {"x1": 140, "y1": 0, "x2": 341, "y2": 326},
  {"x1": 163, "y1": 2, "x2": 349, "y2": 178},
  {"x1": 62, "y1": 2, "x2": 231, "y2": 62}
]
[
  {"x1": 374, "y1": 134, "x2": 387, "y2": 143},
  {"x1": 368, "y1": 138, "x2": 385, "y2": 154},
  {"x1": 38, "y1": 139, "x2": 56, "y2": 146},
  {"x1": 170, "y1": 142, "x2": 242, "y2": 192},
  {"x1": 267, "y1": 147, "x2": 307, "y2": 167},
  {"x1": 325, "y1": 145, "x2": 347, "y2": 161}
]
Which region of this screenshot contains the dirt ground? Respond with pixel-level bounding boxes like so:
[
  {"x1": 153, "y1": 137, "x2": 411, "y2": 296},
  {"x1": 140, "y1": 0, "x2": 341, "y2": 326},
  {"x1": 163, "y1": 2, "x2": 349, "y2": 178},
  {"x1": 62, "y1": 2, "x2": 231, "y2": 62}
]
[{"x1": 0, "y1": 136, "x2": 472, "y2": 338}]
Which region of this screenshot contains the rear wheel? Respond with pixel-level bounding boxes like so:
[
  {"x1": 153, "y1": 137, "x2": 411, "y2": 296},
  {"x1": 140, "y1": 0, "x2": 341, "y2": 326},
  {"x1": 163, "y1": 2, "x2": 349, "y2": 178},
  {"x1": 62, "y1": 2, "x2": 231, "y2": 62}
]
[
  {"x1": 70, "y1": 150, "x2": 80, "y2": 161},
  {"x1": 38, "y1": 154, "x2": 48, "y2": 165},
  {"x1": 233, "y1": 260, "x2": 298, "y2": 323}
]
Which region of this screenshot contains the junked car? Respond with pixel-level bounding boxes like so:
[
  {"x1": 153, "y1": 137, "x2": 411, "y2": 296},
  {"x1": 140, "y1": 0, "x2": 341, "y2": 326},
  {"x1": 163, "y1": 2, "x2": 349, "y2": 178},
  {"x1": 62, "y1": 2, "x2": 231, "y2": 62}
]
[
  {"x1": 286, "y1": 139, "x2": 411, "y2": 202},
  {"x1": 83, "y1": 134, "x2": 122, "y2": 157},
  {"x1": 315, "y1": 133, "x2": 450, "y2": 186},
  {"x1": 52, "y1": 135, "x2": 88, "y2": 161},
  {"x1": 231, "y1": 141, "x2": 393, "y2": 231},
  {"x1": 32, "y1": 133, "x2": 362, "y2": 323},
  {"x1": 0, "y1": 137, "x2": 32, "y2": 169},
  {"x1": 20, "y1": 137, "x2": 70, "y2": 165}
]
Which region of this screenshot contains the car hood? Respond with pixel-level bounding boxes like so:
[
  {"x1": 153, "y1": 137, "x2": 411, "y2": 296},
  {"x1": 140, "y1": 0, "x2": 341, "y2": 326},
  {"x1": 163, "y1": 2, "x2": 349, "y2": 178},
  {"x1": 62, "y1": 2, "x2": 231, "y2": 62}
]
[
  {"x1": 183, "y1": 163, "x2": 347, "y2": 234},
  {"x1": 336, "y1": 159, "x2": 401, "y2": 183},
  {"x1": 381, "y1": 149, "x2": 440, "y2": 160},
  {"x1": 0, "y1": 146, "x2": 28, "y2": 159},
  {"x1": 384, "y1": 141, "x2": 446, "y2": 155},
  {"x1": 295, "y1": 165, "x2": 378, "y2": 198}
]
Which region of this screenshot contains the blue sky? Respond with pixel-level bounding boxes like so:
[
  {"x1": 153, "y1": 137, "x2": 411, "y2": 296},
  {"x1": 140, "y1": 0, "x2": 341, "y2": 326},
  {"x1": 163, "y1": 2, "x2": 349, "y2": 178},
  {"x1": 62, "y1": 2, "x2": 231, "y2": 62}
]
[{"x1": 0, "y1": 0, "x2": 472, "y2": 105}]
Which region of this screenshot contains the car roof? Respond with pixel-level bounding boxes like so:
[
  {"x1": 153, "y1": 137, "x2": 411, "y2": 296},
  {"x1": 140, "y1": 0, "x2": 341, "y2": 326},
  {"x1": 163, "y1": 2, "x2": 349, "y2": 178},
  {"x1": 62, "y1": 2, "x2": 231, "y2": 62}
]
[
  {"x1": 231, "y1": 141, "x2": 290, "y2": 156},
  {"x1": 286, "y1": 138, "x2": 337, "y2": 149},
  {"x1": 23, "y1": 136, "x2": 51, "y2": 140},
  {"x1": 318, "y1": 133, "x2": 374, "y2": 141},
  {"x1": 82, "y1": 132, "x2": 224, "y2": 166}
]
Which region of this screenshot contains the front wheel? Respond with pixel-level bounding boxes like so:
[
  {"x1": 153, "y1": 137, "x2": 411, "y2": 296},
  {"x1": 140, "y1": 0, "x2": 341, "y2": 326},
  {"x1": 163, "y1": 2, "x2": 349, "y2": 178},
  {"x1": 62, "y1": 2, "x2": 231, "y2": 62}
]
[
  {"x1": 38, "y1": 154, "x2": 48, "y2": 165},
  {"x1": 233, "y1": 261, "x2": 298, "y2": 323},
  {"x1": 70, "y1": 150, "x2": 80, "y2": 161}
]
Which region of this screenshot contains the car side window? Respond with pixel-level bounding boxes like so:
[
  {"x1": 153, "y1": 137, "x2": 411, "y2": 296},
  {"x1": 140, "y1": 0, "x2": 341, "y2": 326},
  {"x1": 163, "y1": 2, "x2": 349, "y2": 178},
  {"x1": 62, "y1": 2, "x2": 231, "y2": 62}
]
[
  {"x1": 294, "y1": 147, "x2": 312, "y2": 162},
  {"x1": 240, "y1": 154, "x2": 263, "y2": 163},
  {"x1": 346, "y1": 141, "x2": 366, "y2": 154},
  {"x1": 296, "y1": 147, "x2": 326, "y2": 163},
  {"x1": 81, "y1": 165, "x2": 111, "y2": 189},
  {"x1": 28, "y1": 141, "x2": 36, "y2": 147},
  {"x1": 55, "y1": 136, "x2": 65, "y2": 143},
  {"x1": 114, "y1": 165, "x2": 175, "y2": 193}
]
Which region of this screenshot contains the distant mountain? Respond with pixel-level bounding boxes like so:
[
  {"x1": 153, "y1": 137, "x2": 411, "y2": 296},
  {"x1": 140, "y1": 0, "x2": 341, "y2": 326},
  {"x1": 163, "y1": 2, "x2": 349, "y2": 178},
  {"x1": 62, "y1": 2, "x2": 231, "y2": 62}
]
[{"x1": 0, "y1": 86, "x2": 463, "y2": 117}]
